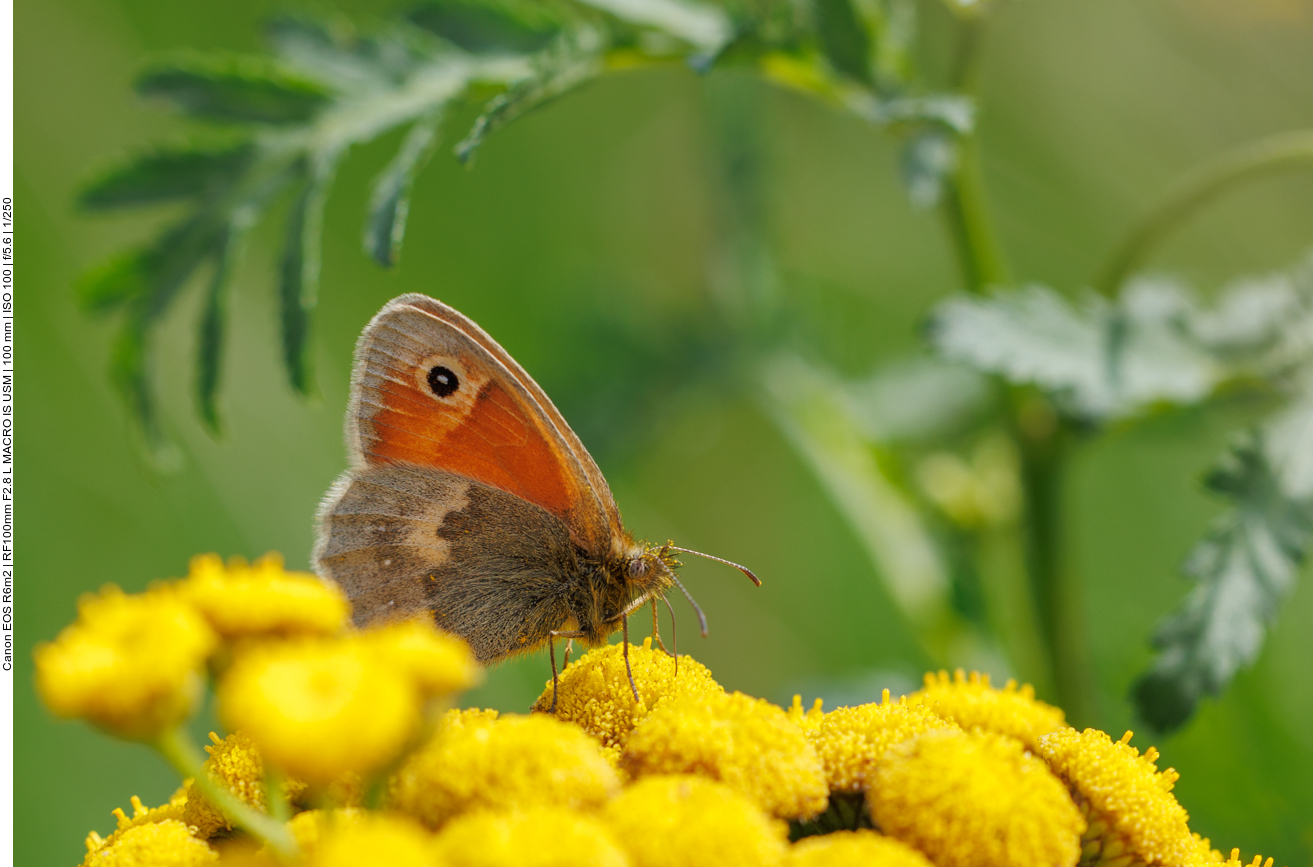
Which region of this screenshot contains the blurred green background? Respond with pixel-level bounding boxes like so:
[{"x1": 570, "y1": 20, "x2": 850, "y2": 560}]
[{"x1": 16, "y1": 0, "x2": 1313, "y2": 864}]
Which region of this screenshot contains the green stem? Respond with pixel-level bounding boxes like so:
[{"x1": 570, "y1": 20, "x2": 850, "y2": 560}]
[
  {"x1": 1093, "y1": 129, "x2": 1313, "y2": 296},
  {"x1": 154, "y1": 728, "x2": 298, "y2": 859},
  {"x1": 941, "y1": 137, "x2": 1010, "y2": 293}
]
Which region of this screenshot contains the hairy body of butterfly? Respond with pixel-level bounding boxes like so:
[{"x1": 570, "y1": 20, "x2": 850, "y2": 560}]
[{"x1": 313, "y1": 295, "x2": 753, "y2": 690}]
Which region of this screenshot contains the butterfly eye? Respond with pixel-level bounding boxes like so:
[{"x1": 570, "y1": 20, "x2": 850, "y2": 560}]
[
  {"x1": 627, "y1": 558, "x2": 649, "y2": 579},
  {"x1": 426, "y1": 365, "x2": 460, "y2": 397}
]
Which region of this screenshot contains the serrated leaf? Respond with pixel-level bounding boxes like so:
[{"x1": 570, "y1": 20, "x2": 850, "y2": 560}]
[
  {"x1": 77, "y1": 219, "x2": 219, "y2": 314},
  {"x1": 110, "y1": 316, "x2": 159, "y2": 446},
  {"x1": 456, "y1": 39, "x2": 602, "y2": 163},
  {"x1": 900, "y1": 128, "x2": 957, "y2": 209},
  {"x1": 365, "y1": 113, "x2": 443, "y2": 267},
  {"x1": 197, "y1": 219, "x2": 250, "y2": 433},
  {"x1": 280, "y1": 157, "x2": 341, "y2": 395},
  {"x1": 813, "y1": 0, "x2": 872, "y2": 83},
  {"x1": 1133, "y1": 392, "x2": 1313, "y2": 731},
  {"x1": 137, "y1": 54, "x2": 334, "y2": 124},
  {"x1": 575, "y1": 0, "x2": 731, "y2": 52},
  {"x1": 79, "y1": 142, "x2": 255, "y2": 210},
  {"x1": 409, "y1": 0, "x2": 562, "y2": 53},
  {"x1": 929, "y1": 283, "x2": 1221, "y2": 421}
]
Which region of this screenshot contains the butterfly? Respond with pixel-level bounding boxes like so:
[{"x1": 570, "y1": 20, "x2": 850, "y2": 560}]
[{"x1": 314, "y1": 294, "x2": 759, "y2": 705}]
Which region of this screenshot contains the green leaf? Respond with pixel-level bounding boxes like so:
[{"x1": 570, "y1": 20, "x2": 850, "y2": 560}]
[
  {"x1": 574, "y1": 0, "x2": 731, "y2": 52},
  {"x1": 900, "y1": 128, "x2": 957, "y2": 209},
  {"x1": 137, "y1": 54, "x2": 334, "y2": 124},
  {"x1": 280, "y1": 157, "x2": 341, "y2": 395},
  {"x1": 813, "y1": 0, "x2": 872, "y2": 83},
  {"x1": 409, "y1": 0, "x2": 562, "y2": 53},
  {"x1": 197, "y1": 219, "x2": 249, "y2": 433},
  {"x1": 77, "y1": 219, "x2": 219, "y2": 315},
  {"x1": 929, "y1": 281, "x2": 1222, "y2": 421},
  {"x1": 79, "y1": 142, "x2": 255, "y2": 210},
  {"x1": 110, "y1": 316, "x2": 159, "y2": 446},
  {"x1": 1133, "y1": 391, "x2": 1313, "y2": 731},
  {"x1": 365, "y1": 113, "x2": 443, "y2": 267},
  {"x1": 456, "y1": 39, "x2": 602, "y2": 163}
]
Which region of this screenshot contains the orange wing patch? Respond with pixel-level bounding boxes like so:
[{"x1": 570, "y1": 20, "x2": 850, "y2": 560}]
[{"x1": 370, "y1": 379, "x2": 574, "y2": 520}]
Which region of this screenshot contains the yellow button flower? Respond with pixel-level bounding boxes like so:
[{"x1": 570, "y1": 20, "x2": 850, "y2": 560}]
[
  {"x1": 531, "y1": 639, "x2": 722, "y2": 763},
  {"x1": 809, "y1": 690, "x2": 960, "y2": 793},
  {"x1": 181, "y1": 731, "x2": 308, "y2": 838},
  {"x1": 179, "y1": 553, "x2": 349, "y2": 640},
  {"x1": 621, "y1": 691, "x2": 828, "y2": 821},
  {"x1": 786, "y1": 696, "x2": 826, "y2": 734},
  {"x1": 601, "y1": 775, "x2": 788, "y2": 867},
  {"x1": 360, "y1": 618, "x2": 482, "y2": 699},
  {"x1": 35, "y1": 586, "x2": 217, "y2": 740},
  {"x1": 869, "y1": 730, "x2": 1085, "y2": 867},
  {"x1": 218, "y1": 638, "x2": 421, "y2": 784},
  {"x1": 84, "y1": 786, "x2": 190, "y2": 865},
  {"x1": 389, "y1": 712, "x2": 620, "y2": 828},
  {"x1": 908, "y1": 669, "x2": 1067, "y2": 751},
  {"x1": 306, "y1": 813, "x2": 437, "y2": 867},
  {"x1": 434, "y1": 806, "x2": 630, "y2": 867},
  {"x1": 83, "y1": 819, "x2": 216, "y2": 867},
  {"x1": 286, "y1": 808, "x2": 363, "y2": 855},
  {"x1": 1037, "y1": 728, "x2": 1194, "y2": 867},
  {"x1": 789, "y1": 830, "x2": 936, "y2": 867}
]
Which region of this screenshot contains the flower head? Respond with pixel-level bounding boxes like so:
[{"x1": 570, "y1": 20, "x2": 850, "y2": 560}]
[
  {"x1": 532, "y1": 639, "x2": 722, "y2": 762},
  {"x1": 83, "y1": 819, "x2": 216, "y2": 867},
  {"x1": 84, "y1": 786, "x2": 191, "y2": 864},
  {"x1": 434, "y1": 806, "x2": 630, "y2": 867},
  {"x1": 1036, "y1": 728, "x2": 1194, "y2": 867},
  {"x1": 285, "y1": 808, "x2": 363, "y2": 855},
  {"x1": 621, "y1": 691, "x2": 828, "y2": 821},
  {"x1": 36, "y1": 586, "x2": 217, "y2": 739},
  {"x1": 786, "y1": 696, "x2": 826, "y2": 734},
  {"x1": 601, "y1": 775, "x2": 788, "y2": 867},
  {"x1": 179, "y1": 553, "x2": 349, "y2": 640},
  {"x1": 389, "y1": 712, "x2": 620, "y2": 828},
  {"x1": 182, "y1": 731, "x2": 307, "y2": 838},
  {"x1": 809, "y1": 690, "x2": 960, "y2": 793},
  {"x1": 788, "y1": 830, "x2": 935, "y2": 867},
  {"x1": 908, "y1": 670, "x2": 1066, "y2": 751},
  {"x1": 869, "y1": 730, "x2": 1085, "y2": 867},
  {"x1": 305, "y1": 813, "x2": 436, "y2": 867},
  {"x1": 360, "y1": 618, "x2": 482, "y2": 699},
  {"x1": 218, "y1": 637, "x2": 421, "y2": 784}
]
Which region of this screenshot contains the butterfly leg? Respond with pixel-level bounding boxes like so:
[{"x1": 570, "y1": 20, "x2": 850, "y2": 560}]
[
  {"x1": 621, "y1": 615, "x2": 640, "y2": 703},
  {"x1": 548, "y1": 629, "x2": 586, "y2": 714},
  {"x1": 663, "y1": 595, "x2": 679, "y2": 677},
  {"x1": 650, "y1": 599, "x2": 671, "y2": 656},
  {"x1": 563, "y1": 638, "x2": 574, "y2": 667}
]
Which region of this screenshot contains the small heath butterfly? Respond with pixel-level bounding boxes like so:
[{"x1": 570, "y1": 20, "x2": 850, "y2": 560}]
[{"x1": 314, "y1": 295, "x2": 758, "y2": 706}]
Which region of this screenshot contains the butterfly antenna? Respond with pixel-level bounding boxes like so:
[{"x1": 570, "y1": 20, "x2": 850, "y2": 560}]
[
  {"x1": 668, "y1": 573, "x2": 709, "y2": 638},
  {"x1": 666, "y1": 546, "x2": 762, "y2": 586}
]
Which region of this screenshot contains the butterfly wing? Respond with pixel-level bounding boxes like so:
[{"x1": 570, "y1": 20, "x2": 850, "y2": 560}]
[
  {"x1": 315, "y1": 462, "x2": 579, "y2": 661},
  {"x1": 342, "y1": 293, "x2": 614, "y2": 553}
]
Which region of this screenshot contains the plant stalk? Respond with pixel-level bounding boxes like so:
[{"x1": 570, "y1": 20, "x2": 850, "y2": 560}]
[{"x1": 154, "y1": 727, "x2": 298, "y2": 859}]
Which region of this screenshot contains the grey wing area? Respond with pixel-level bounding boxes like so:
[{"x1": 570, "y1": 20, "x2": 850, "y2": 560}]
[{"x1": 314, "y1": 462, "x2": 581, "y2": 663}]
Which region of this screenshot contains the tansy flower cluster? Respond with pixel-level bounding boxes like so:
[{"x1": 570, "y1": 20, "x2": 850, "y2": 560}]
[{"x1": 38, "y1": 557, "x2": 1285, "y2": 867}]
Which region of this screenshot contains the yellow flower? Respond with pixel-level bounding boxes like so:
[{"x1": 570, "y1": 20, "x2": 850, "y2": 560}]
[
  {"x1": 181, "y1": 732, "x2": 308, "y2": 838},
  {"x1": 218, "y1": 638, "x2": 420, "y2": 784},
  {"x1": 621, "y1": 691, "x2": 828, "y2": 821},
  {"x1": 286, "y1": 808, "x2": 363, "y2": 854},
  {"x1": 84, "y1": 786, "x2": 191, "y2": 865},
  {"x1": 1220, "y1": 850, "x2": 1277, "y2": 867},
  {"x1": 908, "y1": 669, "x2": 1066, "y2": 751},
  {"x1": 179, "y1": 553, "x2": 349, "y2": 640},
  {"x1": 84, "y1": 819, "x2": 216, "y2": 866},
  {"x1": 788, "y1": 830, "x2": 935, "y2": 867},
  {"x1": 809, "y1": 689, "x2": 960, "y2": 793},
  {"x1": 1036, "y1": 728, "x2": 1195, "y2": 867},
  {"x1": 786, "y1": 696, "x2": 826, "y2": 734},
  {"x1": 306, "y1": 813, "x2": 437, "y2": 867},
  {"x1": 35, "y1": 586, "x2": 217, "y2": 740},
  {"x1": 601, "y1": 775, "x2": 788, "y2": 867},
  {"x1": 360, "y1": 618, "x2": 482, "y2": 699},
  {"x1": 433, "y1": 806, "x2": 630, "y2": 867},
  {"x1": 443, "y1": 707, "x2": 500, "y2": 730},
  {"x1": 389, "y1": 712, "x2": 620, "y2": 828},
  {"x1": 869, "y1": 730, "x2": 1085, "y2": 867},
  {"x1": 531, "y1": 639, "x2": 722, "y2": 762},
  {"x1": 1192, "y1": 834, "x2": 1225, "y2": 865}
]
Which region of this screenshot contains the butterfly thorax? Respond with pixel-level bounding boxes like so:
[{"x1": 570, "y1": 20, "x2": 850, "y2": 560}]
[{"x1": 565, "y1": 539, "x2": 677, "y2": 646}]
